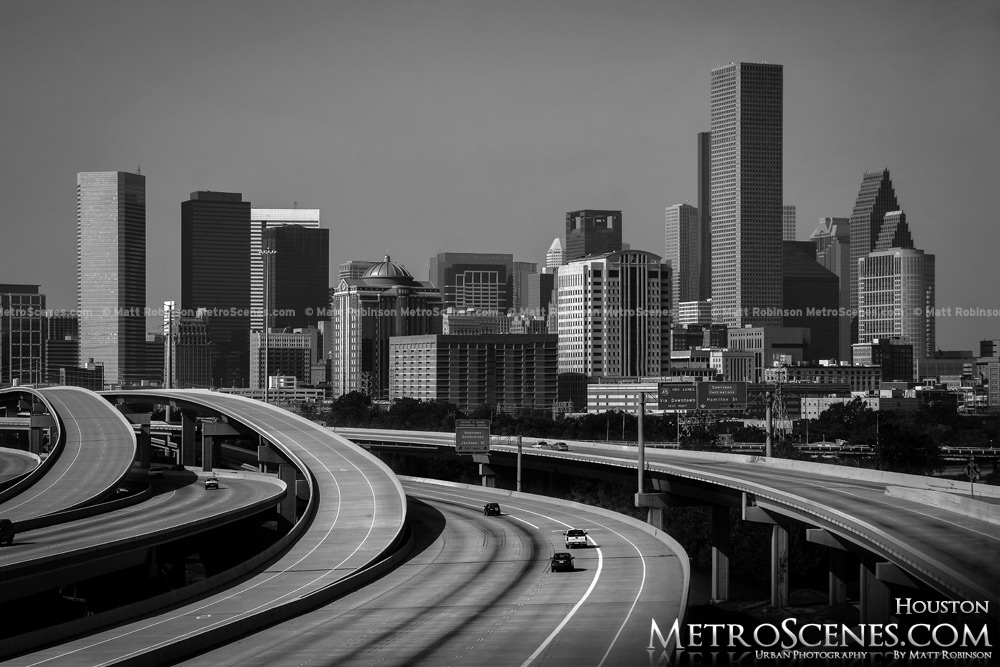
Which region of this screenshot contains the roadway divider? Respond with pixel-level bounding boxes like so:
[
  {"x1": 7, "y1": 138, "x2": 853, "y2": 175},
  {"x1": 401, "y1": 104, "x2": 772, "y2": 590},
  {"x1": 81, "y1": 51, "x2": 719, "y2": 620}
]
[
  {"x1": 9, "y1": 483, "x2": 154, "y2": 534},
  {"x1": 884, "y1": 485, "x2": 1000, "y2": 526},
  {"x1": 0, "y1": 448, "x2": 41, "y2": 492}
]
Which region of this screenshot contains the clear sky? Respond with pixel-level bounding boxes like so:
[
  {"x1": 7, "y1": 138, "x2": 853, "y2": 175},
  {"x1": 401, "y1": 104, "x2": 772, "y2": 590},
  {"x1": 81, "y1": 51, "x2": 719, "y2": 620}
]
[{"x1": 2, "y1": 0, "x2": 998, "y2": 351}]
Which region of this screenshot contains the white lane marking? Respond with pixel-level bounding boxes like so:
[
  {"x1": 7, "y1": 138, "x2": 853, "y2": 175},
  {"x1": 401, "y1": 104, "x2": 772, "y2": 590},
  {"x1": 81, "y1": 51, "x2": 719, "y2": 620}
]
[
  {"x1": 26, "y1": 397, "x2": 390, "y2": 667},
  {"x1": 411, "y1": 485, "x2": 651, "y2": 666}
]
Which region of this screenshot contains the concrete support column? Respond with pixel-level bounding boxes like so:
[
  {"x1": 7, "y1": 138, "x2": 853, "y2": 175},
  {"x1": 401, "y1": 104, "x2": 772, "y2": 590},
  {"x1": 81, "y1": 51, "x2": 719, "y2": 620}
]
[
  {"x1": 860, "y1": 555, "x2": 891, "y2": 624},
  {"x1": 646, "y1": 506, "x2": 664, "y2": 531},
  {"x1": 181, "y1": 411, "x2": 197, "y2": 467},
  {"x1": 712, "y1": 504, "x2": 730, "y2": 602},
  {"x1": 828, "y1": 549, "x2": 849, "y2": 606},
  {"x1": 278, "y1": 463, "x2": 298, "y2": 525},
  {"x1": 201, "y1": 433, "x2": 217, "y2": 472},
  {"x1": 770, "y1": 524, "x2": 789, "y2": 608},
  {"x1": 135, "y1": 414, "x2": 151, "y2": 470},
  {"x1": 479, "y1": 463, "x2": 496, "y2": 488}
]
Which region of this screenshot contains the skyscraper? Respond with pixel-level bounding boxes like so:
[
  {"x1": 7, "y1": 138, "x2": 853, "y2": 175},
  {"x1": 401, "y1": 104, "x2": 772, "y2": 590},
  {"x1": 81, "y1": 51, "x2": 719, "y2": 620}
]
[
  {"x1": 811, "y1": 217, "x2": 852, "y2": 360},
  {"x1": 556, "y1": 250, "x2": 670, "y2": 378},
  {"x1": 181, "y1": 191, "x2": 251, "y2": 387},
  {"x1": 664, "y1": 203, "x2": 700, "y2": 311},
  {"x1": 77, "y1": 171, "x2": 146, "y2": 388},
  {"x1": 710, "y1": 62, "x2": 783, "y2": 327},
  {"x1": 262, "y1": 225, "x2": 330, "y2": 330},
  {"x1": 858, "y1": 248, "x2": 935, "y2": 359},
  {"x1": 697, "y1": 131, "x2": 712, "y2": 301},
  {"x1": 249, "y1": 207, "x2": 321, "y2": 332},
  {"x1": 564, "y1": 210, "x2": 623, "y2": 262},
  {"x1": 429, "y1": 252, "x2": 514, "y2": 312},
  {"x1": 783, "y1": 205, "x2": 797, "y2": 241},
  {"x1": 848, "y1": 168, "x2": 900, "y2": 313},
  {"x1": 545, "y1": 238, "x2": 565, "y2": 270},
  {"x1": 1, "y1": 284, "x2": 45, "y2": 385}
]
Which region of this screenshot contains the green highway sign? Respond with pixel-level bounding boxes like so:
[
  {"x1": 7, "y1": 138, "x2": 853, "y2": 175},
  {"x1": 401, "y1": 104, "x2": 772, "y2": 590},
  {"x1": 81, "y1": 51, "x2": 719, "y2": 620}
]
[
  {"x1": 696, "y1": 382, "x2": 748, "y2": 410},
  {"x1": 455, "y1": 419, "x2": 491, "y2": 455},
  {"x1": 657, "y1": 383, "x2": 697, "y2": 410}
]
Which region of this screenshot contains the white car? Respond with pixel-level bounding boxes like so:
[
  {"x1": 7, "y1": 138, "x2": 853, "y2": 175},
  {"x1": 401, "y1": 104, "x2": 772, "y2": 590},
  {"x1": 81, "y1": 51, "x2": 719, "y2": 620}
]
[{"x1": 565, "y1": 528, "x2": 588, "y2": 548}]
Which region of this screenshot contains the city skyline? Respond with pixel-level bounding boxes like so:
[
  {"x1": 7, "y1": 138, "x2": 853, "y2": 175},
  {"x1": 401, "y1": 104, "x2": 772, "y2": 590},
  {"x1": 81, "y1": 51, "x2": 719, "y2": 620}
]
[{"x1": 2, "y1": 1, "x2": 998, "y2": 350}]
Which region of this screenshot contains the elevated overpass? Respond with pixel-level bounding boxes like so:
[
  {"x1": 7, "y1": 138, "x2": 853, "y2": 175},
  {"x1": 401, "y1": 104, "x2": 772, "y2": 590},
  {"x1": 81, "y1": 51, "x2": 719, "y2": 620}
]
[
  {"x1": 337, "y1": 427, "x2": 1000, "y2": 625},
  {"x1": 3, "y1": 390, "x2": 408, "y2": 665}
]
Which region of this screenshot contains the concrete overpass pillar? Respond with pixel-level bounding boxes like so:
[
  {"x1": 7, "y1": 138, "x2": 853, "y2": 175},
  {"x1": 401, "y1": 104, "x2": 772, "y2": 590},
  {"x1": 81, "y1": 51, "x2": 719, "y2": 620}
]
[
  {"x1": 28, "y1": 407, "x2": 55, "y2": 455},
  {"x1": 635, "y1": 492, "x2": 670, "y2": 531},
  {"x1": 860, "y1": 556, "x2": 891, "y2": 624},
  {"x1": 278, "y1": 463, "x2": 297, "y2": 525},
  {"x1": 770, "y1": 524, "x2": 789, "y2": 608},
  {"x1": 712, "y1": 504, "x2": 730, "y2": 602},
  {"x1": 134, "y1": 413, "x2": 151, "y2": 470},
  {"x1": 181, "y1": 411, "x2": 197, "y2": 466},
  {"x1": 479, "y1": 464, "x2": 496, "y2": 488},
  {"x1": 201, "y1": 421, "x2": 239, "y2": 473},
  {"x1": 829, "y1": 549, "x2": 849, "y2": 606}
]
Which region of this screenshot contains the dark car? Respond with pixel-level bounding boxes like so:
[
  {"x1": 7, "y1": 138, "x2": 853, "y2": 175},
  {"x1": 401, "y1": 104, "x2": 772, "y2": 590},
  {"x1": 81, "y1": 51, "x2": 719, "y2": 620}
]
[
  {"x1": 551, "y1": 442, "x2": 569, "y2": 451},
  {"x1": 205, "y1": 477, "x2": 220, "y2": 490},
  {"x1": 550, "y1": 552, "x2": 575, "y2": 572},
  {"x1": 483, "y1": 502, "x2": 501, "y2": 516},
  {"x1": 0, "y1": 519, "x2": 15, "y2": 546},
  {"x1": 148, "y1": 468, "x2": 163, "y2": 479}
]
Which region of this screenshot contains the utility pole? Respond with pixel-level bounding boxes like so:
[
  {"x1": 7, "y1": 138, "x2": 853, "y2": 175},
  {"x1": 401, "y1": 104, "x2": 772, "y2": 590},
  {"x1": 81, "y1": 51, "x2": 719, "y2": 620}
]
[
  {"x1": 259, "y1": 246, "x2": 277, "y2": 404},
  {"x1": 637, "y1": 391, "x2": 645, "y2": 494}
]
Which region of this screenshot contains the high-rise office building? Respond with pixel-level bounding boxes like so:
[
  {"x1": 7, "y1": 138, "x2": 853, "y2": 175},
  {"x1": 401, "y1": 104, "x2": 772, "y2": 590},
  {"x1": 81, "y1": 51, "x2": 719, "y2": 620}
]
[
  {"x1": 858, "y1": 248, "x2": 935, "y2": 359},
  {"x1": 564, "y1": 210, "x2": 623, "y2": 262},
  {"x1": 811, "y1": 217, "x2": 852, "y2": 361},
  {"x1": 77, "y1": 171, "x2": 146, "y2": 388},
  {"x1": 339, "y1": 260, "x2": 380, "y2": 281},
  {"x1": 710, "y1": 62, "x2": 784, "y2": 327},
  {"x1": 545, "y1": 238, "x2": 565, "y2": 270},
  {"x1": 782, "y1": 241, "x2": 840, "y2": 361},
  {"x1": 164, "y1": 301, "x2": 213, "y2": 389},
  {"x1": 429, "y1": 252, "x2": 513, "y2": 312},
  {"x1": 181, "y1": 191, "x2": 251, "y2": 387},
  {"x1": 783, "y1": 205, "x2": 797, "y2": 241},
  {"x1": 848, "y1": 168, "x2": 900, "y2": 314},
  {"x1": 249, "y1": 208, "x2": 321, "y2": 332},
  {"x1": 0, "y1": 284, "x2": 45, "y2": 385},
  {"x1": 262, "y1": 225, "x2": 330, "y2": 330},
  {"x1": 697, "y1": 131, "x2": 712, "y2": 300},
  {"x1": 664, "y1": 203, "x2": 700, "y2": 313},
  {"x1": 556, "y1": 250, "x2": 670, "y2": 378},
  {"x1": 512, "y1": 261, "x2": 537, "y2": 312},
  {"x1": 45, "y1": 312, "x2": 79, "y2": 384},
  {"x1": 332, "y1": 256, "x2": 442, "y2": 398}
]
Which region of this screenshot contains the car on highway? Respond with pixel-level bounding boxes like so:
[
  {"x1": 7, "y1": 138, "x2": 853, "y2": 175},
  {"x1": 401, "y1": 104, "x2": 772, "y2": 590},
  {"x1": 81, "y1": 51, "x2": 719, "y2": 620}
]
[
  {"x1": 550, "y1": 552, "x2": 575, "y2": 572},
  {"x1": 205, "y1": 476, "x2": 220, "y2": 490},
  {"x1": 565, "y1": 528, "x2": 588, "y2": 548},
  {"x1": 551, "y1": 442, "x2": 569, "y2": 451},
  {"x1": 531, "y1": 441, "x2": 552, "y2": 449},
  {"x1": 0, "y1": 519, "x2": 14, "y2": 546},
  {"x1": 483, "y1": 502, "x2": 501, "y2": 516},
  {"x1": 148, "y1": 468, "x2": 163, "y2": 479}
]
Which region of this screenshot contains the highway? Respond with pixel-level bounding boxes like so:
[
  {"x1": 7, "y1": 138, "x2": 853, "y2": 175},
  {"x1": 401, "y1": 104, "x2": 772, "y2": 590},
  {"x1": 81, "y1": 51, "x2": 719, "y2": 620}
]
[
  {"x1": 0, "y1": 448, "x2": 38, "y2": 484},
  {"x1": 335, "y1": 428, "x2": 1000, "y2": 611},
  {"x1": 176, "y1": 478, "x2": 688, "y2": 667},
  {"x1": 0, "y1": 470, "x2": 287, "y2": 605},
  {"x1": 0, "y1": 387, "x2": 136, "y2": 519},
  {"x1": 3, "y1": 390, "x2": 407, "y2": 666}
]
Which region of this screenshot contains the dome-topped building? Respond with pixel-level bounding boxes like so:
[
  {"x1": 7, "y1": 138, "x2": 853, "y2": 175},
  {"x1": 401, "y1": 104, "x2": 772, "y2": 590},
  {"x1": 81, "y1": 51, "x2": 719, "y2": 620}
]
[
  {"x1": 331, "y1": 253, "x2": 442, "y2": 398},
  {"x1": 361, "y1": 255, "x2": 418, "y2": 285}
]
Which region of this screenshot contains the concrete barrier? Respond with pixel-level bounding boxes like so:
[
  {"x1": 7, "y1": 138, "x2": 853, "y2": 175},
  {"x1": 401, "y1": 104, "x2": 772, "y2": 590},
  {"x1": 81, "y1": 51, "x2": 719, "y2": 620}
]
[{"x1": 885, "y1": 485, "x2": 1000, "y2": 526}]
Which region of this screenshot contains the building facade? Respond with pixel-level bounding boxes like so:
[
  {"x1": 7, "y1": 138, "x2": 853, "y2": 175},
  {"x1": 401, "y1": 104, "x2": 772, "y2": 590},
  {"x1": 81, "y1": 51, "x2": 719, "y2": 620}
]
[
  {"x1": 782, "y1": 241, "x2": 840, "y2": 361},
  {"x1": 564, "y1": 210, "x2": 623, "y2": 262},
  {"x1": 710, "y1": 62, "x2": 784, "y2": 327},
  {"x1": 389, "y1": 334, "x2": 557, "y2": 413},
  {"x1": 77, "y1": 171, "x2": 146, "y2": 388},
  {"x1": 848, "y1": 168, "x2": 900, "y2": 315},
  {"x1": 857, "y1": 248, "x2": 935, "y2": 360},
  {"x1": 782, "y1": 205, "x2": 796, "y2": 241},
  {"x1": 852, "y1": 337, "x2": 915, "y2": 383},
  {"x1": 545, "y1": 238, "x2": 565, "y2": 270},
  {"x1": 697, "y1": 131, "x2": 712, "y2": 301},
  {"x1": 262, "y1": 225, "x2": 330, "y2": 330},
  {"x1": 556, "y1": 250, "x2": 670, "y2": 378},
  {"x1": 811, "y1": 217, "x2": 852, "y2": 360},
  {"x1": 332, "y1": 256, "x2": 442, "y2": 398},
  {"x1": 0, "y1": 285, "x2": 45, "y2": 385},
  {"x1": 664, "y1": 203, "x2": 700, "y2": 314},
  {"x1": 430, "y1": 252, "x2": 513, "y2": 312},
  {"x1": 249, "y1": 207, "x2": 322, "y2": 332},
  {"x1": 727, "y1": 326, "x2": 809, "y2": 382},
  {"x1": 181, "y1": 191, "x2": 251, "y2": 387}
]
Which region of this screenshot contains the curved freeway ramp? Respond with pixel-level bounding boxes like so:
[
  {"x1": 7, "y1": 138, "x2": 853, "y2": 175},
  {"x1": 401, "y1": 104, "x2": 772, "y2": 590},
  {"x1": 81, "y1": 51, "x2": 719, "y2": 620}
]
[
  {"x1": 5, "y1": 390, "x2": 407, "y2": 666},
  {"x1": 0, "y1": 387, "x2": 136, "y2": 520}
]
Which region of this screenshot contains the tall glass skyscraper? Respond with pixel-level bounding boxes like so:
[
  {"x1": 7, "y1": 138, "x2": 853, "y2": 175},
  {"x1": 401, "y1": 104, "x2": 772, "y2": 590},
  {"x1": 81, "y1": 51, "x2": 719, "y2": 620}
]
[
  {"x1": 181, "y1": 191, "x2": 251, "y2": 387},
  {"x1": 77, "y1": 171, "x2": 146, "y2": 389},
  {"x1": 848, "y1": 168, "x2": 900, "y2": 314},
  {"x1": 710, "y1": 62, "x2": 783, "y2": 327},
  {"x1": 249, "y1": 208, "x2": 321, "y2": 332}
]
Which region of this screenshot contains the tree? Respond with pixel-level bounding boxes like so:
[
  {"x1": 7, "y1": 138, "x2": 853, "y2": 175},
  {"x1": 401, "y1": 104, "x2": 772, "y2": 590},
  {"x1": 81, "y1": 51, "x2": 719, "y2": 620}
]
[{"x1": 873, "y1": 421, "x2": 943, "y2": 476}]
